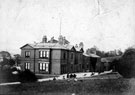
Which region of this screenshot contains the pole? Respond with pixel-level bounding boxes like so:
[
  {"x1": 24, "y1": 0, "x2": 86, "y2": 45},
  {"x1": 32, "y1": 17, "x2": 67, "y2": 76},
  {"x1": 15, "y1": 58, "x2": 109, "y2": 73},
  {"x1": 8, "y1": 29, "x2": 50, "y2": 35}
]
[{"x1": 59, "y1": 13, "x2": 62, "y2": 35}]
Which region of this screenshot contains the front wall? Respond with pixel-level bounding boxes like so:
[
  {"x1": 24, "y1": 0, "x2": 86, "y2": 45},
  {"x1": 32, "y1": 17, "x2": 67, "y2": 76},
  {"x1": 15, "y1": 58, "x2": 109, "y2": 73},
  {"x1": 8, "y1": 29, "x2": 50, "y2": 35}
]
[
  {"x1": 51, "y1": 49, "x2": 61, "y2": 59},
  {"x1": 68, "y1": 51, "x2": 75, "y2": 64},
  {"x1": 35, "y1": 49, "x2": 50, "y2": 59},
  {"x1": 21, "y1": 49, "x2": 35, "y2": 58},
  {"x1": 51, "y1": 60, "x2": 61, "y2": 74},
  {"x1": 61, "y1": 50, "x2": 68, "y2": 64},
  {"x1": 20, "y1": 60, "x2": 34, "y2": 72},
  {"x1": 51, "y1": 49, "x2": 61, "y2": 74},
  {"x1": 20, "y1": 48, "x2": 35, "y2": 72},
  {"x1": 21, "y1": 48, "x2": 50, "y2": 74},
  {"x1": 35, "y1": 49, "x2": 50, "y2": 74},
  {"x1": 20, "y1": 46, "x2": 89, "y2": 75}
]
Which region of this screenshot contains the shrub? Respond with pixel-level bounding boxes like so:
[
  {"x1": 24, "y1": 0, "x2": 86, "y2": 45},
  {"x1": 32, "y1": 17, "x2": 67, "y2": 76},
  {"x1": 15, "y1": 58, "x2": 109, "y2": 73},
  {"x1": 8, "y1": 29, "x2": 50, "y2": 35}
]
[
  {"x1": 0, "y1": 68, "x2": 19, "y2": 83},
  {"x1": 117, "y1": 48, "x2": 135, "y2": 78},
  {"x1": 18, "y1": 69, "x2": 37, "y2": 83}
]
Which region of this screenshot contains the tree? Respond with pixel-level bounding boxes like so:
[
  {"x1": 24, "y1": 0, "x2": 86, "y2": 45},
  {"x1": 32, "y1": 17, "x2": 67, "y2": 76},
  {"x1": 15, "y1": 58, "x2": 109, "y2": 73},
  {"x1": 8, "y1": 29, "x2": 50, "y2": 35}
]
[
  {"x1": 117, "y1": 49, "x2": 123, "y2": 56},
  {"x1": 79, "y1": 42, "x2": 84, "y2": 48},
  {"x1": 14, "y1": 54, "x2": 21, "y2": 66},
  {"x1": 86, "y1": 46, "x2": 97, "y2": 55},
  {"x1": 0, "y1": 51, "x2": 16, "y2": 70},
  {"x1": 117, "y1": 48, "x2": 135, "y2": 78}
]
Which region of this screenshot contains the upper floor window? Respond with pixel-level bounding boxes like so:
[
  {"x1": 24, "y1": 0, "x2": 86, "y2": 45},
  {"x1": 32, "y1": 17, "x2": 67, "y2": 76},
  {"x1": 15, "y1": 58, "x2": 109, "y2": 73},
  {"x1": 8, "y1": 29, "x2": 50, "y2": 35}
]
[
  {"x1": 80, "y1": 54, "x2": 82, "y2": 60},
  {"x1": 25, "y1": 62, "x2": 30, "y2": 69},
  {"x1": 63, "y1": 52, "x2": 66, "y2": 60},
  {"x1": 39, "y1": 51, "x2": 49, "y2": 58},
  {"x1": 25, "y1": 51, "x2": 30, "y2": 58},
  {"x1": 71, "y1": 53, "x2": 74, "y2": 59}
]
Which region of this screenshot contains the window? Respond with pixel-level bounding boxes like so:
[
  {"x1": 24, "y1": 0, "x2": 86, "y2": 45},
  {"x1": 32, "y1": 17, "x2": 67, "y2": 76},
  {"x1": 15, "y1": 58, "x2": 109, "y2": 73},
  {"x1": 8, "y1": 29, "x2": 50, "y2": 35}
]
[
  {"x1": 80, "y1": 54, "x2": 82, "y2": 60},
  {"x1": 25, "y1": 51, "x2": 30, "y2": 58},
  {"x1": 71, "y1": 53, "x2": 74, "y2": 59},
  {"x1": 39, "y1": 62, "x2": 49, "y2": 72},
  {"x1": 25, "y1": 62, "x2": 30, "y2": 69},
  {"x1": 63, "y1": 52, "x2": 66, "y2": 59},
  {"x1": 39, "y1": 51, "x2": 49, "y2": 58}
]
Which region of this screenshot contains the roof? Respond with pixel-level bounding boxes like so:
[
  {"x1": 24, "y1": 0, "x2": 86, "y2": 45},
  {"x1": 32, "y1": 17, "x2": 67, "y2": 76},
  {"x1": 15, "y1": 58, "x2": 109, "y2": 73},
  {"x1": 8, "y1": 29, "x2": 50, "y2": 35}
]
[
  {"x1": 48, "y1": 39, "x2": 58, "y2": 43},
  {"x1": 83, "y1": 53, "x2": 100, "y2": 58},
  {"x1": 83, "y1": 53, "x2": 90, "y2": 57},
  {"x1": 75, "y1": 47, "x2": 84, "y2": 52},
  {"x1": 29, "y1": 43, "x2": 67, "y2": 49},
  {"x1": 101, "y1": 56, "x2": 121, "y2": 62},
  {"x1": 21, "y1": 43, "x2": 83, "y2": 52},
  {"x1": 89, "y1": 54, "x2": 100, "y2": 58}
]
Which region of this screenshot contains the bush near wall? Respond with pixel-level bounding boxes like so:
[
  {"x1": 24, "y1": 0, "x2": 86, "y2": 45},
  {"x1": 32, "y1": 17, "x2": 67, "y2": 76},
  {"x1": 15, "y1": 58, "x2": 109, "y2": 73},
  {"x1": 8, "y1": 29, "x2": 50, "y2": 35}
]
[
  {"x1": 0, "y1": 68, "x2": 37, "y2": 83},
  {"x1": 18, "y1": 69, "x2": 37, "y2": 83},
  {"x1": 117, "y1": 48, "x2": 135, "y2": 78}
]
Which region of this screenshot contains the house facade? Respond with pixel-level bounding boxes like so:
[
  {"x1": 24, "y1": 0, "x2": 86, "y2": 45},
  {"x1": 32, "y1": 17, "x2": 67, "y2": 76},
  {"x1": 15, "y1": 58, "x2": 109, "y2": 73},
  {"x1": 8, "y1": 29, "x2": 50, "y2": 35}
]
[
  {"x1": 20, "y1": 35, "x2": 84, "y2": 75},
  {"x1": 83, "y1": 53, "x2": 101, "y2": 72}
]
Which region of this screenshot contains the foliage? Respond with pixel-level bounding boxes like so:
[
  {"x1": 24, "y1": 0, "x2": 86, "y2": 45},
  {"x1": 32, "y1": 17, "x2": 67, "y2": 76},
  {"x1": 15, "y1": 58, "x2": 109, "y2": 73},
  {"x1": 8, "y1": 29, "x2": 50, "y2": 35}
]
[
  {"x1": 14, "y1": 54, "x2": 21, "y2": 65},
  {"x1": 0, "y1": 51, "x2": 16, "y2": 70},
  {"x1": 0, "y1": 68, "x2": 19, "y2": 83},
  {"x1": 0, "y1": 51, "x2": 11, "y2": 58},
  {"x1": 18, "y1": 69, "x2": 37, "y2": 83},
  {"x1": 86, "y1": 46, "x2": 123, "y2": 57},
  {"x1": 111, "y1": 58, "x2": 121, "y2": 71},
  {"x1": 86, "y1": 46, "x2": 97, "y2": 54},
  {"x1": 0, "y1": 58, "x2": 15, "y2": 70},
  {"x1": 0, "y1": 68, "x2": 37, "y2": 83},
  {"x1": 117, "y1": 48, "x2": 135, "y2": 78}
]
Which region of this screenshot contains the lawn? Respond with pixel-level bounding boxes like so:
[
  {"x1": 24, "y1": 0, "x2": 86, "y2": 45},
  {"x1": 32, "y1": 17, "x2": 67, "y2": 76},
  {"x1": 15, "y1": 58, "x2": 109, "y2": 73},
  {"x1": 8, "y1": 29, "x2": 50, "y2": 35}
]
[{"x1": 0, "y1": 77, "x2": 135, "y2": 95}]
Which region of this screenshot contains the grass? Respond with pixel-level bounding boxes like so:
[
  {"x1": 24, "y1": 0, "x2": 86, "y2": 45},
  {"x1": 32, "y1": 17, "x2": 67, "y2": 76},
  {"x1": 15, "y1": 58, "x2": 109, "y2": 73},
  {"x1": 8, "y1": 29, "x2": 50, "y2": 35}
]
[
  {"x1": 0, "y1": 78, "x2": 134, "y2": 95},
  {"x1": 0, "y1": 72, "x2": 134, "y2": 95},
  {"x1": 0, "y1": 70, "x2": 19, "y2": 83},
  {"x1": 36, "y1": 74, "x2": 59, "y2": 79}
]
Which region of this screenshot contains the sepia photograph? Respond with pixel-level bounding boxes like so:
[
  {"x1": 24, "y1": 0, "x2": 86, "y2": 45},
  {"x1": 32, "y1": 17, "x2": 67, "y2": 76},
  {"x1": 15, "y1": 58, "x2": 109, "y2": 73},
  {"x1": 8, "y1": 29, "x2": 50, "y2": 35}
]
[{"x1": 0, "y1": 0, "x2": 135, "y2": 95}]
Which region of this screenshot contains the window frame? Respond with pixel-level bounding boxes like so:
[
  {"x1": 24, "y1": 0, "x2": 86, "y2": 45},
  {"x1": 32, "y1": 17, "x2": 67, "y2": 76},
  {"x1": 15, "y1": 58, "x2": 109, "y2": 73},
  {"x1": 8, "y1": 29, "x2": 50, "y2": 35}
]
[
  {"x1": 39, "y1": 50, "x2": 49, "y2": 58},
  {"x1": 63, "y1": 52, "x2": 66, "y2": 60},
  {"x1": 25, "y1": 51, "x2": 30, "y2": 58},
  {"x1": 25, "y1": 62, "x2": 30, "y2": 69},
  {"x1": 39, "y1": 62, "x2": 49, "y2": 72},
  {"x1": 71, "y1": 52, "x2": 74, "y2": 59}
]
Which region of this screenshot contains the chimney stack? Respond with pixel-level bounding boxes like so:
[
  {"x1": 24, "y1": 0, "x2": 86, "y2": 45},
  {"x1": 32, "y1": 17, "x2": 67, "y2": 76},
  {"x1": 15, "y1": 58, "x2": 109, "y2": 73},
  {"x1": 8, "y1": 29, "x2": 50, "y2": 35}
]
[
  {"x1": 42, "y1": 35, "x2": 47, "y2": 43},
  {"x1": 75, "y1": 44, "x2": 78, "y2": 48},
  {"x1": 58, "y1": 35, "x2": 63, "y2": 45}
]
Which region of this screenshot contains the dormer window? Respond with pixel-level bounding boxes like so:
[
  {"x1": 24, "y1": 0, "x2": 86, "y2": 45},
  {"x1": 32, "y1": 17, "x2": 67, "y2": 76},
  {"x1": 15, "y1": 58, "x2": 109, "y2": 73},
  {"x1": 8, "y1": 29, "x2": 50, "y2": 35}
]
[{"x1": 25, "y1": 51, "x2": 30, "y2": 58}]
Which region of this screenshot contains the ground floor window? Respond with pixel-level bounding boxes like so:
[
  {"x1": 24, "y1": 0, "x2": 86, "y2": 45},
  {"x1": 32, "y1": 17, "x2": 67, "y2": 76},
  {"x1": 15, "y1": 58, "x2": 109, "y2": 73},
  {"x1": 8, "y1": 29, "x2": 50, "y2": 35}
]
[
  {"x1": 39, "y1": 62, "x2": 49, "y2": 72},
  {"x1": 25, "y1": 62, "x2": 30, "y2": 69}
]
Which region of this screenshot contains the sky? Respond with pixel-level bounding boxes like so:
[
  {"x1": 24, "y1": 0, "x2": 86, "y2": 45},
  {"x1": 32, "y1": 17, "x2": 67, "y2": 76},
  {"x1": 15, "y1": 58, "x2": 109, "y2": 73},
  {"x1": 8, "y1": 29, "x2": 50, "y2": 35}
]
[{"x1": 0, "y1": 0, "x2": 135, "y2": 54}]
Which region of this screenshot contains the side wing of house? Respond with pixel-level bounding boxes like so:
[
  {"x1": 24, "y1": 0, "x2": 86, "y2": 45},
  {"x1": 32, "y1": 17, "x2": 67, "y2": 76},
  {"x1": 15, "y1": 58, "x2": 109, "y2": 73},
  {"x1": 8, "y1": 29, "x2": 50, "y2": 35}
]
[{"x1": 20, "y1": 44, "x2": 35, "y2": 72}]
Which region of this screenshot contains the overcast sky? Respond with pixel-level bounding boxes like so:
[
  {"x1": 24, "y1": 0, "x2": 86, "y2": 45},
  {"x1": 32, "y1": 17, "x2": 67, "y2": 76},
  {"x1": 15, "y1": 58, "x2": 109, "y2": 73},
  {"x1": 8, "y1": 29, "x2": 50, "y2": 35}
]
[{"x1": 0, "y1": 0, "x2": 135, "y2": 54}]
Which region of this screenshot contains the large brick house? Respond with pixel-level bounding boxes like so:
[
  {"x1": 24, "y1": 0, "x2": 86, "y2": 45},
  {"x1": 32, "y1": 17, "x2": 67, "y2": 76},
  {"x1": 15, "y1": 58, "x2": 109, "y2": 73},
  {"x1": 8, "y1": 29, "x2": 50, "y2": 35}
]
[{"x1": 20, "y1": 35, "x2": 84, "y2": 75}]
